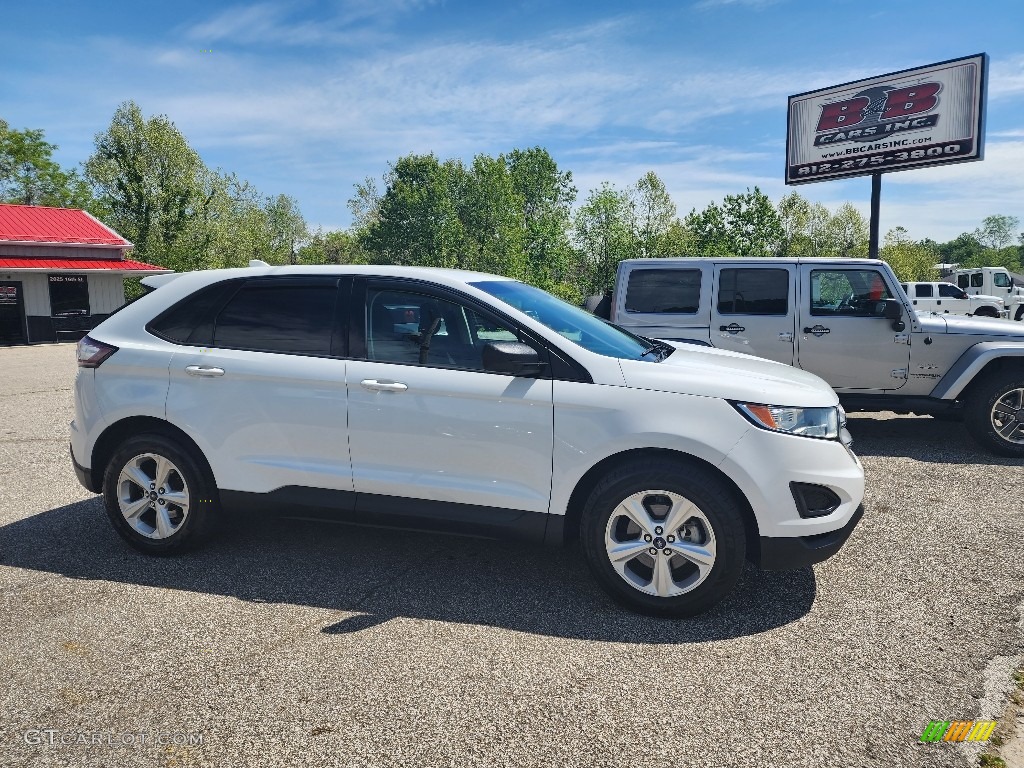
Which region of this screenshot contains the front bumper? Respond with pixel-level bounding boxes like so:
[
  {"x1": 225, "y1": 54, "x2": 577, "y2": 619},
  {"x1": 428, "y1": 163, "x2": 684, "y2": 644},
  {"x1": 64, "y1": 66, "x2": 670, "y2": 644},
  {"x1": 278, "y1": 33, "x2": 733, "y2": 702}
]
[{"x1": 756, "y1": 504, "x2": 864, "y2": 570}]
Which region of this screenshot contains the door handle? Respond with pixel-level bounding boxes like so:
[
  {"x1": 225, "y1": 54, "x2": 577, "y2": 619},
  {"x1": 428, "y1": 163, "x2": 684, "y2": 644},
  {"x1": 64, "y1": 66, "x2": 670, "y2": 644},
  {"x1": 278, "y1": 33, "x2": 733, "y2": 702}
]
[
  {"x1": 360, "y1": 379, "x2": 409, "y2": 393},
  {"x1": 719, "y1": 323, "x2": 745, "y2": 334},
  {"x1": 778, "y1": 332, "x2": 794, "y2": 342},
  {"x1": 802, "y1": 326, "x2": 831, "y2": 337},
  {"x1": 185, "y1": 365, "x2": 225, "y2": 377}
]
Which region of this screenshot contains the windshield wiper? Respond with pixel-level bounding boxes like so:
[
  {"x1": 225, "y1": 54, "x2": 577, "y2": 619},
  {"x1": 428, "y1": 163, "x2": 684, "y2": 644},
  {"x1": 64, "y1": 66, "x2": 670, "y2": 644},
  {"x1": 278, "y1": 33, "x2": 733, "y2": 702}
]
[{"x1": 639, "y1": 339, "x2": 673, "y2": 362}]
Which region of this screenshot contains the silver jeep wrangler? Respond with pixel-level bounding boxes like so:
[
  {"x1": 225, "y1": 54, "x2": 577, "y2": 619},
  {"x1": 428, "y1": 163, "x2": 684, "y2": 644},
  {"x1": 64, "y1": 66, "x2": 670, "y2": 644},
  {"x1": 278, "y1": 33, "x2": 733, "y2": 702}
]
[{"x1": 591, "y1": 257, "x2": 1024, "y2": 457}]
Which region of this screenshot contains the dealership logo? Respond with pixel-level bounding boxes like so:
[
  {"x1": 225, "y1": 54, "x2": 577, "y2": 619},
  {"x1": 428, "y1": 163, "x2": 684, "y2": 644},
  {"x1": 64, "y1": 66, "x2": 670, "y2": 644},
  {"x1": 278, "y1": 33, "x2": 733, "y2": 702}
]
[
  {"x1": 814, "y1": 82, "x2": 941, "y2": 147},
  {"x1": 919, "y1": 720, "x2": 997, "y2": 743}
]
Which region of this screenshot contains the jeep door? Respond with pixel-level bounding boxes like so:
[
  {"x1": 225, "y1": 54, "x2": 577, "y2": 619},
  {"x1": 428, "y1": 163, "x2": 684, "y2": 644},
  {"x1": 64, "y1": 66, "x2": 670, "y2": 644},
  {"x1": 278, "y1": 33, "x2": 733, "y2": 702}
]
[
  {"x1": 346, "y1": 279, "x2": 554, "y2": 519},
  {"x1": 796, "y1": 265, "x2": 910, "y2": 390},
  {"x1": 710, "y1": 264, "x2": 795, "y2": 365}
]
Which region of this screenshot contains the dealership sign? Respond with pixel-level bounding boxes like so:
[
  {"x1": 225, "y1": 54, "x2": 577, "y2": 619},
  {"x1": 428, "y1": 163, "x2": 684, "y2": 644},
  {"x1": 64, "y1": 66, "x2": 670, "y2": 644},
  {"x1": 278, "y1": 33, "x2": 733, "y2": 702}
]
[{"x1": 786, "y1": 54, "x2": 987, "y2": 184}]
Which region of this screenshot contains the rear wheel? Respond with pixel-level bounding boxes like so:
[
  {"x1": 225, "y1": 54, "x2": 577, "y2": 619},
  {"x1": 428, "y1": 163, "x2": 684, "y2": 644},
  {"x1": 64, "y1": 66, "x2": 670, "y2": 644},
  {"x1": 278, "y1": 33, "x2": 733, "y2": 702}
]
[
  {"x1": 964, "y1": 372, "x2": 1024, "y2": 457},
  {"x1": 580, "y1": 458, "x2": 746, "y2": 617},
  {"x1": 102, "y1": 433, "x2": 219, "y2": 554}
]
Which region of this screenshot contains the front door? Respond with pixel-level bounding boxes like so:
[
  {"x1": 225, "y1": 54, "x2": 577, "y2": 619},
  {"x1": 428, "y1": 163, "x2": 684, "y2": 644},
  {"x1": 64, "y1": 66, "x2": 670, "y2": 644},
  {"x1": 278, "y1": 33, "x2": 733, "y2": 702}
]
[
  {"x1": 0, "y1": 281, "x2": 26, "y2": 345},
  {"x1": 710, "y1": 265, "x2": 796, "y2": 364},
  {"x1": 347, "y1": 281, "x2": 554, "y2": 514},
  {"x1": 796, "y1": 265, "x2": 911, "y2": 391}
]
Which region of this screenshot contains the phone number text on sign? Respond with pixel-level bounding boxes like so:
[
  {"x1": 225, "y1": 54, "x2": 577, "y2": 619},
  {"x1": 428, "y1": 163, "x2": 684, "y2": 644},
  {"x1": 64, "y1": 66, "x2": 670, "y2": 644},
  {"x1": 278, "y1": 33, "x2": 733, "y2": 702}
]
[{"x1": 789, "y1": 140, "x2": 972, "y2": 180}]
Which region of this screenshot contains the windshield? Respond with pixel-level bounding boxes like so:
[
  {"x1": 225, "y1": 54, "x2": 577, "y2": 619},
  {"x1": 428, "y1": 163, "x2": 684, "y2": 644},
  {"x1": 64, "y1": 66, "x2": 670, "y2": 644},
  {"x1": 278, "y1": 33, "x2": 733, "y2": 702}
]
[{"x1": 471, "y1": 280, "x2": 653, "y2": 359}]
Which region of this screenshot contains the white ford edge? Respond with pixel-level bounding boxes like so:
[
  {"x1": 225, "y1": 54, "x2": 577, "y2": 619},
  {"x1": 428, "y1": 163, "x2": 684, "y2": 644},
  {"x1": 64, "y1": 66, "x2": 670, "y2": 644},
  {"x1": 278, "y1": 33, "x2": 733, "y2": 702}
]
[{"x1": 71, "y1": 266, "x2": 864, "y2": 616}]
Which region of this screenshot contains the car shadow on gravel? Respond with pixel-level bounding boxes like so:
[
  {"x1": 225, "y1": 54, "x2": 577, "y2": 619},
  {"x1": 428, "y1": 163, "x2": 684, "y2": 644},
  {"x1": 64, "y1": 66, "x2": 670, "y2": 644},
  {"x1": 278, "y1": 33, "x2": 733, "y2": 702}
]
[
  {"x1": 846, "y1": 414, "x2": 1024, "y2": 465},
  {"x1": 0, "y1": 497, "x2": 817, "y2": 644}
]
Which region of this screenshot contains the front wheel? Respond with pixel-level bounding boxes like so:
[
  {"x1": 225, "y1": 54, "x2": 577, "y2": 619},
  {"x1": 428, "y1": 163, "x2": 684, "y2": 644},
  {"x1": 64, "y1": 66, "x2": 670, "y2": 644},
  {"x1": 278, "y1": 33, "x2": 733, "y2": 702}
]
[
  {"x1": 964, "y1": 372, "x2": 1024, "y2": 457},
  {"x1": 1015, "y1": 305, "x2": 1024, "y2": 322},
  {"x1": 580, "y1": 458, "x2": 746, "y2": 617},
  {"x1": 102, "y1": 433, "x2": 219, "y2": 554}
]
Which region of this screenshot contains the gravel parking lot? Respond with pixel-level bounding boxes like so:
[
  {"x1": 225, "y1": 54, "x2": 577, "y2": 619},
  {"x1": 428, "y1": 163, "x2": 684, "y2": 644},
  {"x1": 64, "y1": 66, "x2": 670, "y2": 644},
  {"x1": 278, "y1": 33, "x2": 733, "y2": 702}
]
[{"x1": 1, "y1": 343, "x2": 1022, "y2": 768}]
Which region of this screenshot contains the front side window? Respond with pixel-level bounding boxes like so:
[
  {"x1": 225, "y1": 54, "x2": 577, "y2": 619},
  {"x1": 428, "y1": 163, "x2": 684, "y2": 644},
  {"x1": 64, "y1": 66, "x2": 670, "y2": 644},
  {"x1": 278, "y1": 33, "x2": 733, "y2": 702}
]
[
  {"x1": 717, "y1": 268, "x2": 789, "y2": 315},
  {"x1": 938, "y1": 283, "x2": 966, "y2": 299},
  {"x1": 48, "y1": 274, "x2": 90, "y2": 316},
  {"x1": 914, "y1": 284, "x2": 933, "y2": 298},
  {"x1": 810, "y1": 269, "x2": 893, "y2": 317},
  {"x1": 213, "y1": 281, "x2": 338, "y2": 355},
  {"x1": 994, "y1": 272, "x2": 1012, "y2": 288},
  {"x1": 366, "y1": 289, "x2": 527, "y2": 370},
  {"x1": 624, "y1": 268, "x2": 701, "y2": 314}
]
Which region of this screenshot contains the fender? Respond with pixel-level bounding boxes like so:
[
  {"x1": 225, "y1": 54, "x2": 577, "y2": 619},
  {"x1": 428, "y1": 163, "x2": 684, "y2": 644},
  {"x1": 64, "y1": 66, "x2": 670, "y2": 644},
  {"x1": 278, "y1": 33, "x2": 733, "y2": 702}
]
[{"x1": 930, "y1": 342, "x2": 1024, "y2": 400}]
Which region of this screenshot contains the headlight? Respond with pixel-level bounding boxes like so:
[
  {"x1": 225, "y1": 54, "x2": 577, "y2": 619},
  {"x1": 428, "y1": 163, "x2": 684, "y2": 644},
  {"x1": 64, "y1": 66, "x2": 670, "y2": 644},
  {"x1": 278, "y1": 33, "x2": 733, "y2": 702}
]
[{"x1": 733, "y1": 402, "x2": 840, "y2": 440}]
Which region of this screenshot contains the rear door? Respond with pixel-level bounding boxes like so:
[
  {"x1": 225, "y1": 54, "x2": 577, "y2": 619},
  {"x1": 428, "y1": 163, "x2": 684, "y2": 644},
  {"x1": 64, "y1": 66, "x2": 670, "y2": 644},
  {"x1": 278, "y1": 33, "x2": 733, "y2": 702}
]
[
  {"x1": 163, "y1": 276, "x2": 353, "y2": 495},
  {"x1": 710, "y1": 264, "x2": 795, "y2": 364}
]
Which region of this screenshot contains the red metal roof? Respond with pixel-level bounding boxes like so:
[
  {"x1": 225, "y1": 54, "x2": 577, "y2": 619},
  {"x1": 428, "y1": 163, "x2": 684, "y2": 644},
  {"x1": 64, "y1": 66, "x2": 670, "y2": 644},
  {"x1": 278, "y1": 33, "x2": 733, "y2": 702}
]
[
  {"x1": 0, "y1": 204, "x2": 132, "y2": 247},
  {"x1": 0, "y1": 258, "x2": 169, "y2": 272}
]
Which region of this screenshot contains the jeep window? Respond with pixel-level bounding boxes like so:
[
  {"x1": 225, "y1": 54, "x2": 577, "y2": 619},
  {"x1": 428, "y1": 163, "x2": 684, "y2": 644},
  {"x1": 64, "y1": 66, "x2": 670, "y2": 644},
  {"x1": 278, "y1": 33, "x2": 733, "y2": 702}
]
[
  {"x1": 914, "y1": 284, "x2": 933, "y2": 298},
  {"x1": 938, "y1": 284, "x2": 966, "y2": 299},
  {"x1": 718, "y1": 268, "x2": 788, "y2": 315},
  {"x1": 810, "y1": 269, "x2": 893, "y2": 317},
  {"x1": 623, "y1": 269, "x2": 701, "y2": 314},
  {"x1": 212, "y1": 281, "x2": 339, "y2": 355},
  {"x1": 994, "y1": 272, "x2": 1012, "y2": 288},
  {"x1": 472, "y1": 280, "x2": 651, "y2": 360},
  {"x1": 971, "y1": 273, "x2": 984, "y2": 288},
  {"x1": 366, "y1": 288, "x2": 530, "y2": 370}
]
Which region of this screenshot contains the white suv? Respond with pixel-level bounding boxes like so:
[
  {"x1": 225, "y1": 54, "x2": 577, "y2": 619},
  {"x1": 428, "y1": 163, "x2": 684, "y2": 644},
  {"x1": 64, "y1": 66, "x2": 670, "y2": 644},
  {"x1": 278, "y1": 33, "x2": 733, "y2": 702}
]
[{"x1": 71, "y1": 266, "x2": 864, "y2": 616}]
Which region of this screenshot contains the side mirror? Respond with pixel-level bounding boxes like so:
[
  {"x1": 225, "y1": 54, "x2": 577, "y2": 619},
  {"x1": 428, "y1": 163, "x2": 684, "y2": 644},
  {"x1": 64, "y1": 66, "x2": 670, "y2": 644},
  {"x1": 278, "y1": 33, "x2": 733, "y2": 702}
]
[
  {"x1": 482, "y1": 341, "x2": 546, "y2": 377},
  {"x1": 881, "y1": 299, "x2": 906, "y2": 331}
]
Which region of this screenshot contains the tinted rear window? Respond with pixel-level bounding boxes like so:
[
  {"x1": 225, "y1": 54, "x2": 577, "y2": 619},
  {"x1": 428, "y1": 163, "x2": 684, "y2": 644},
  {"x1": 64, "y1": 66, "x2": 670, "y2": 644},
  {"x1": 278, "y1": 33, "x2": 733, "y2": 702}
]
[
  {"x1": 148, "y1": 280, "x2": 242, "y2": 345},
  {"x1": 624, "y1": 268, "x2": 701, "y2": 314},
  {"x1": 213, "y1": 281, "x2": 339, "y2": 355},
  {"x1": 717, "y1": 268, "x2": 788, "y2": 315}
]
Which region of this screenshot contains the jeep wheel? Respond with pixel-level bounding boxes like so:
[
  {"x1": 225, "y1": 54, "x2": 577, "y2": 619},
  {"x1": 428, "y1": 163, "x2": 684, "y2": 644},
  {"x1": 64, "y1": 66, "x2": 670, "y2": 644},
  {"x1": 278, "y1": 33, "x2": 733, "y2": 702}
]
[
  {"x1": 964, "y1": 372, "x2": 1024, "y2": 457},
  {"x1": 580, "y1": 458, "x2": 745, "y2": 617},
  {"x1": 102, "y1": 433, "x2": 219, "y2": 554}
]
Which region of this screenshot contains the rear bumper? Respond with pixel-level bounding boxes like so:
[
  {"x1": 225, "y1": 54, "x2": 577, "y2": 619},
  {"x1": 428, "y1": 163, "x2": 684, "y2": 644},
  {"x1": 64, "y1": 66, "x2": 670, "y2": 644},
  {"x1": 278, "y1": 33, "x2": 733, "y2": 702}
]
[
  {"x1": 756, "y1": 504, "x2": 864, "y2": 570},
  {"x1": 70, "y1": 443, "x2": 98, "y2": 493}
]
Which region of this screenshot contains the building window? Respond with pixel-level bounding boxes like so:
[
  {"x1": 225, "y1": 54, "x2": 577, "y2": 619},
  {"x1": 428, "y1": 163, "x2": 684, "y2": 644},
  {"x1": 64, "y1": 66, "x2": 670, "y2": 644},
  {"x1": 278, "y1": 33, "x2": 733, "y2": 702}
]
[{"x1": 48, "y1": 275, "x2": 90, "y2": 316}]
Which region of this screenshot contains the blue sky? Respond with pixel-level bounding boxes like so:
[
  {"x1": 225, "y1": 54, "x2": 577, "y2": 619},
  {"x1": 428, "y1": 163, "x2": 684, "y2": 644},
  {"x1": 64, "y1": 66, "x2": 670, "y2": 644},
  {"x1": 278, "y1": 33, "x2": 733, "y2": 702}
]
[{"x1": 2, "y1": 0, "x2": 1022, "y2": 242}]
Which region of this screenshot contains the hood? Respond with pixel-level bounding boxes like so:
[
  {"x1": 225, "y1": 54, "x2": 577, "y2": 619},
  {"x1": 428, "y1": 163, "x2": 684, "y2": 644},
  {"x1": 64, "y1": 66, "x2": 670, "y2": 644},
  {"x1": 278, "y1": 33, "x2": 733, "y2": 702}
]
[
  {"x1": 930, "y1": 314, "x2": 1024, "y2": 339},
  {"x1": 617, "y1": 346, "x2": 838, "y2": 407}
]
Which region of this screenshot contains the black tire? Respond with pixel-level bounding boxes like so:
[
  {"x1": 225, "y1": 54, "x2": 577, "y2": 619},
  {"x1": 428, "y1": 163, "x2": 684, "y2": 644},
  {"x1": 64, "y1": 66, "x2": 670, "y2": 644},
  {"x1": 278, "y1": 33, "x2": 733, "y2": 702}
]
[
  {"x1": 1015, "y1": 305, "x2": 1024, "y2": 322},
  {"x1": 580, "y1": 458, "x2": 746, "y2": 617},
  {"x1": 974, "y1": 307, "x2": 998, "y2": 318},
  {"x1": 102, "y1": 433, "x2": 219, "y2": 555},
  {"x1": 964, "y1": 371, "x2": 1024, "y2": 458}
]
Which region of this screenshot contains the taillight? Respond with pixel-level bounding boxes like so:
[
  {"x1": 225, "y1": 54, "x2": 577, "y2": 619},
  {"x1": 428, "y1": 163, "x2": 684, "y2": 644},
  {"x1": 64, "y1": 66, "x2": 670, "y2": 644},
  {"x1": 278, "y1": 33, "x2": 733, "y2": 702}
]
[{"x1": 77, "y1": 336, "x2": 119, "y2": 368}]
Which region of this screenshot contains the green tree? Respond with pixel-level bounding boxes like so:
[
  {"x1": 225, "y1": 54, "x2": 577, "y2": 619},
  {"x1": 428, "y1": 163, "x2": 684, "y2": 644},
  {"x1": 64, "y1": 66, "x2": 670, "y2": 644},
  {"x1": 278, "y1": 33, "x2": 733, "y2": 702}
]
[
  {"x1": 826, "y1": 203, "x2": 869, "y2": 258},
  {"x1": 974, "y1": 214, "x2": 1020, "y2": 250},
  {"x1": 459, "y1": 153, "x2": 527, "y2": 278},
  {"x1": 572, "y1": 183, "x2": 635, "y2": 293},
  {"x1": 631, "y1": 171, "x2": 677, "y2": 258},
  {"x1": 506, "y1": 147, "x2": 576, "y2": 291},
  {"x1": 265, "y1": 194, "x2": 308, "y2": 264},
  {"x1": 880, "y1": 227, "x2": 937, "y2": 282},
  {"x1": 360, "y1": 153, "x2": 470, "y2": 268},
  {"x1": 686, "y1": 187, "x2": 782, "y2": 258},
  {"x1": 0, "y1": 119, "x2": 94, "y2": 209},
  {"x1": 299, "y1": 229, "x2": 367, "y2": 265},
  {"x1": 85, "y1": 102, "x2": 208, "y2": 270}
]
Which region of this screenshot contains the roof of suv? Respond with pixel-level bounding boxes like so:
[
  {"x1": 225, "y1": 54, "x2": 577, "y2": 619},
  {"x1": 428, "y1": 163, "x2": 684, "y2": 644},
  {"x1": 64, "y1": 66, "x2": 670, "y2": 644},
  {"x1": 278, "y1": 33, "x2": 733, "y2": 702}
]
[{"x1": 141, "y1": 264, "x2": 518, "y2": 292}]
